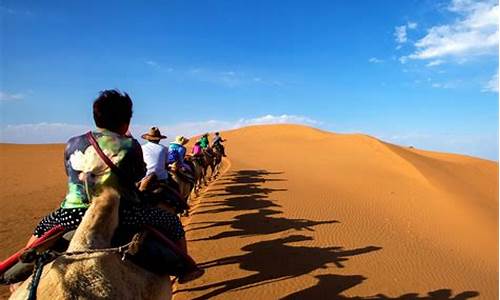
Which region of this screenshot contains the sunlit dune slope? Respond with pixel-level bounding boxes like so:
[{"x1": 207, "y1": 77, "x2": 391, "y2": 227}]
[{"x1": 177, "y1": 124, "x2": 498, "y2": 299}]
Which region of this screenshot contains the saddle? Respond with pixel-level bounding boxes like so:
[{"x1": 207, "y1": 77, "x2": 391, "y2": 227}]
[
  {"x1": 138, "y1": 173, "x2": 188, "y2": 214},
  {"x1": 168, "y1": 163, "x2": 195, "y2": 184}
]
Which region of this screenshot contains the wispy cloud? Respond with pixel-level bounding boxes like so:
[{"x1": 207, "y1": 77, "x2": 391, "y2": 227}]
[
  {"x1": 0, "y1": 114, "x2": 319, "y2": 144},
  {"x1": 394, "y1": 21, "x2": 418, "y2": 45},
  {"x1": 426, "y1": 59, "x2": 445, "y2": 67},
  {"x1": 145, "y1": 60, "x2": 160, "y2": 68},
  {"x1": 395, "y1": 25, "x2": 408, "y2": 44},
  {"x1": 0, "y1": 5, "x2": 32, "y2": 16},
  {"x1": 376, "y1": 130, "x2": 498, "y2": 161},
  {"x1": 368, "y1": 57, "x2": 384, "y2": 64},
  {"x1": 402, "y1": 0, "x2": 498, "y2": 62},
  {"x1": 0, "y1": 91, "x2": 25, "y2": 102},
  {"x1": 0, "y1": 123, "x2": 90, "y2": 143},
  {"x1": 186, "y1": 68, "x2": 281, "y2": 88},
  {"x1": 132, "y1": 114, "x2": 320, "y2": 141},
  {"x1": 144, "y1": 60, "x2": 173, "y2": 72},
  {"x1": 482, "y1": 70, "x2": 499, "y2": 92}
]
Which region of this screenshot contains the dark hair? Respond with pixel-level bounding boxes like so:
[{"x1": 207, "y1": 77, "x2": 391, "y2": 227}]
[
  {"x1": 93, "y1": 90, "x2": 133, "y2": 132},
  {"x1": 215, "y1": 132, "x2": 220, "y2": 135}
]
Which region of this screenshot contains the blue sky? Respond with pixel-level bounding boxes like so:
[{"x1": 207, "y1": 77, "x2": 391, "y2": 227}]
[{"x1": 0, "y1": 0, "x2": 498, "y2": 160}]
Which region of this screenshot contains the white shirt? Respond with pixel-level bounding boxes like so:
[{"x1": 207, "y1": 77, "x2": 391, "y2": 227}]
[{"x1": 141, "y1": 141, "x2": 168, "y2": 180}]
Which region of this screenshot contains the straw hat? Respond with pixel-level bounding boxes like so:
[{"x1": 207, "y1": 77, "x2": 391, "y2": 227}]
[
  {"x1": 175, "y1": 135, "x2": 189, "y2": 145},
  {"x1": 141, "y1": 127, "x2": 167, "y2": 141}
]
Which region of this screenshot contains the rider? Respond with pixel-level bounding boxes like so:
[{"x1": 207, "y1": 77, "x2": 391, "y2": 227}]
[
  {"x1": 199, "y1": 133, "x2": 210, "y2": 149},
  {"x1": 191, "y1": 141, "x2": 203, "y2": 157},
  {"x1": 212, "y1": 132, "x2": 227, "y2": 157},
  {"x1": 168, "y1": 136, "x2": 191, "y2": 173},
  {"x1": 28, "y1": 90, "x2": 202, "y2": 284},
  {"x1": 141, "y1": 126, "x2": 168, "y2": 182}
]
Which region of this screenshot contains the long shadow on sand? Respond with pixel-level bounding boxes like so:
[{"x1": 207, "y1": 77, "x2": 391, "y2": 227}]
[
  {"x1": 183, "y1": 169, "x2": 479, "y2": 300},
  {"x1": 188, "y1": 169, "x2": 336, "y2": 241},
  {"x1": 187, "y1": 209, "x2": 338, "y2": 241},
  {"x1": 280, "y1": 274, "x2": 479, "y2": 300},
  {"x1": 177, "y1": 235, "x2": 381, "y2": 300}
]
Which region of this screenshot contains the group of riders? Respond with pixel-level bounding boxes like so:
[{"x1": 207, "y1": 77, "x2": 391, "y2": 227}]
[{"x1": 4, "y1": 90, "x2": 228, "y2": 292}]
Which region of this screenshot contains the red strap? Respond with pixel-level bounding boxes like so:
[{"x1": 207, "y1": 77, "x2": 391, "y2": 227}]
[{"x1": 0, "y1": 226, "x2": 66, "y2": 274}]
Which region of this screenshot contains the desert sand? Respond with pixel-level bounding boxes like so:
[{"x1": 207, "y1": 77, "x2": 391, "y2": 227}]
[{"x1": 0, "y1": 124, "x2": 498, "y2": 299}]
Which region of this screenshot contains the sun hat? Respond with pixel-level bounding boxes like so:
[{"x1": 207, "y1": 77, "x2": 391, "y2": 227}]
[
  {"x1": 141, "y1": 127, "x2": 167, "y2": 141},
  {"x1": 175, "y1": 135, "x2": 189, "y2": 145}
]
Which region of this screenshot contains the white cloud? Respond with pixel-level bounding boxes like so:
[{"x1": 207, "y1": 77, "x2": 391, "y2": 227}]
[
  {"x1": 376, "y1": 131, "x2": 498, "y2": 161},
  {"x1": 394, "y1": 21, "x2": 418, "y2": 45},
  {"x1": 0, "y1": 6, "x2": 33, "y2": 16},
  {"x1": 407, "y1": 22, "x2": 418, "y2": 29},
  {"x1": 395, "y1": 25, "x2": 408, "y2": 43},
  {"x1": 135, "y1": 114, "x2": 320, "y2": 141},
  {"x1": 0, "y1": 91, "x2": 25, "y2": 101},
  {"x1": 482, "y1": 70, "x2": 499, "y2": 92},
  {"x1": 0, "y1": 115, "x2": 320, "y2": 144},
  {"x1": 369, "y1": 57, "x2": 384, "y2": 63},
  {"x1": 426, "y1": 59, "x2": 445, "y2": 67},
  {"x1": 145, "y1": 60, "x2": 159, "y2": 67},
  {"x1": 0, "y1": 123, "x2": 90, "y2": 143},
  {"x1": 407, "y1": 0, "x2": 498, "y2": 61},
  {"x1": 186, "y1": 68, "x2": 280, "y2": 88}
]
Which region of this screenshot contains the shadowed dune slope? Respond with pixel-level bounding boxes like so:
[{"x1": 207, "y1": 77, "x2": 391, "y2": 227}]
[{"x1": 0, "y1": 125, "x2": 497, "y2": 299}]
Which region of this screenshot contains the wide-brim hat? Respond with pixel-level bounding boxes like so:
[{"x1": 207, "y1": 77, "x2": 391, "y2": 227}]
[
  {"x1": 175, "y1": 135, "x2": 190, "y2": 145},
  {"x1": 142, "y1": 127, "x2": 167, "y2": 141}
]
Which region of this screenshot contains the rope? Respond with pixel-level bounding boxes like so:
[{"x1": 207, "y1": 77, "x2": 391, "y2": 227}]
[
  {"x1": 27, "y1": 252, "x2": 53, "y2": 300},
  {"x1": 24, "y1": 234, "x2": 144, "y2": 299}
]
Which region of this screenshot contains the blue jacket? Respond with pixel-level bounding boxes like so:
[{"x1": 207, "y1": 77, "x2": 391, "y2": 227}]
[{"x1": 168, "y1": 143, "x2": 186, "y2": 164}]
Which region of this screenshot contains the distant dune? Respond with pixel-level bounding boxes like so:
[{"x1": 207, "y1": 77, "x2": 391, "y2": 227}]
[{"x1": 0, "y1": 124, "x2": 497, "y2": 299}]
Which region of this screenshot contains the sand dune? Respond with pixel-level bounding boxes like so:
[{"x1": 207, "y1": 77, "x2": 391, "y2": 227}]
[{"x1": 0, "y1": 124, "x2": 497, "y2": 299}]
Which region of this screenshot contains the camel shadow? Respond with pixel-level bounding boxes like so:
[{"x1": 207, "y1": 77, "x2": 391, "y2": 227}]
[
  {"x1": 214, "y1": 170, "x2": 286, "y2": 185},
  {"x1": 191, "y1": 195, "x2": 281, "y2": 215},
  {"x1": 279, "y1": 274, "x2": 479, "y2": 299},
  {"x1": 176, "y1": 235, "x2": 382, "y2": 299},
  {"x1": 188, "y1": 209, "x2": 338, "y2": 241}
]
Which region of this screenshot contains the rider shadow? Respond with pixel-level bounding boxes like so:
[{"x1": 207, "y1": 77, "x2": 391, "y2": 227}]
[
  {"x1": 279, "y1": 275, "x2": 479, "y2": 299},
  {"x1": 187, "y1": 209, "x2": 338, "y2": 241},
  {"x1": 193, "y1": 169, "x2": 286, "y2": 216},
  {"x1": 205, "y1": 183, "x2": 288, "y2": 198},
  {"x1": 215, "y1": 170, "x2": 286, "y2": 185},
  {"x1": 191, "y1": 195, "x2": 281, "y2": 216},
  {"x1": 176, "y1": 235, "x2": 382, "y2": 300}
]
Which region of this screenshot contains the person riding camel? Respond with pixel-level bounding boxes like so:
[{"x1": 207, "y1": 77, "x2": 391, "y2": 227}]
[
  {"x1": 212, "y1": 132, "x2": 227, "y2": 157},
  {"x1": 199, "y1": 133, "x2": 210, "y2": 149},
  {"x1": 141, "y1": 126, "x2": 168, "y2": 182},
  {"x1": 168, "y1": 136, "x2": 193, "y2": 175},
  {"x1": 23, "y1": 90, "x2": 203, "y2": 286},
  {"x1": 191, "y1": 141, "x2": 203, "y2": 157}
]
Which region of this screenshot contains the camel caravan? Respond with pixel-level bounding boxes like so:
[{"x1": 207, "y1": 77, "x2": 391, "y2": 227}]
[{"x1": 0, "y1": 90, "x2": 227, "y2": 299}]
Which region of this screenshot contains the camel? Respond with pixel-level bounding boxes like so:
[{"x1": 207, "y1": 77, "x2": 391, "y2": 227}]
[
  {"x1": 210, "y1": 146, "x2": 223, "y2": 180},
  {"x1": 185, "y1": 156, "x2": 206, "y2": 195},
  {"x1": 202, "y1": 147, "x2": 222, "y2": 181},
  {"x1": 10, "y1": 188, "x2": 172, "y2": 300}
]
